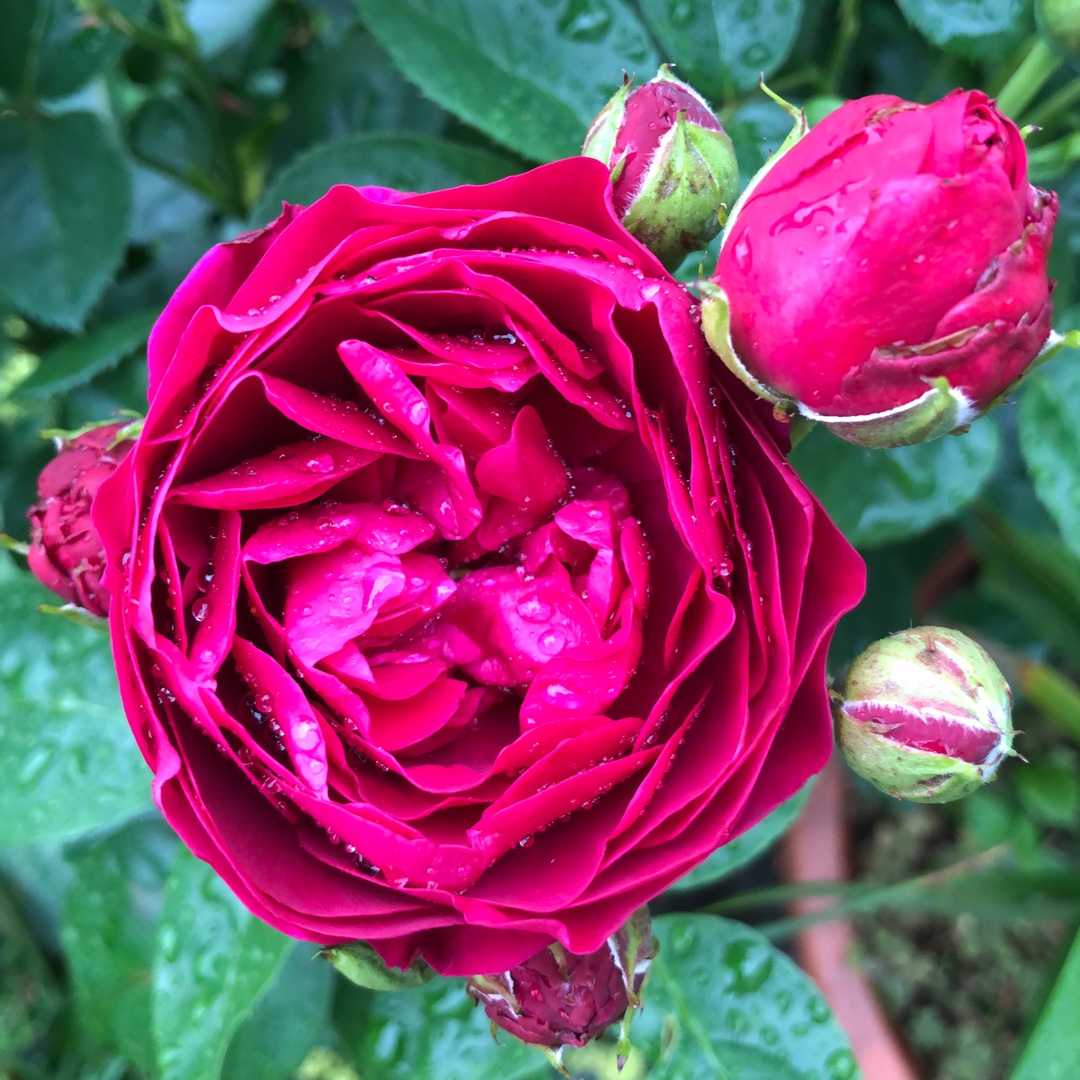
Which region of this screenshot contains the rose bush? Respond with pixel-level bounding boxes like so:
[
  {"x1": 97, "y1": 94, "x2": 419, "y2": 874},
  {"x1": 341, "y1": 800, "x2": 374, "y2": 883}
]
[
  {"x1": 708, "y1": 89, "x2": 1057, "y2": 447},
  {"x1": 96, "y1": 157, "x2": 864, "y2": 976}
]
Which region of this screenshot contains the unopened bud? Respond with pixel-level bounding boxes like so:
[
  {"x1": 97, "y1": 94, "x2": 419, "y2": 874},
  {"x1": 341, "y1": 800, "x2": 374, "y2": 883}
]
[
  {"x1": 466, "y1": 908, "x2": 655, "y2": 1053},
  {"x1": 835, "y1": 626, "x2": 1015, "y2": 803},
  {"x1": 26, "y1": 420, "x2": 138, "y2": 617},
  {"x1": 583, "y1": 66, "x2": 738, "y2": 268}
]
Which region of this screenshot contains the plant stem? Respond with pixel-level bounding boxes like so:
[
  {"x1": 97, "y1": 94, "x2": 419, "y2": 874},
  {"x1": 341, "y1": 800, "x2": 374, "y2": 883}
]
[
  {"x1": 1026, "y1": 75, "x2": 1080, "y2": 129},
  {"x1": 89, "y1": 0, "x2": 248, "y2": 217},
  {"x1": 1027, "y1": 131, "x2": 1080, "y2": 182},
  {"x1": 997, "y1": 37, "x2": 1063, "y2": 120},
  {"x1": 825, "y1": 0, "x2": 860, "y2": 95}
]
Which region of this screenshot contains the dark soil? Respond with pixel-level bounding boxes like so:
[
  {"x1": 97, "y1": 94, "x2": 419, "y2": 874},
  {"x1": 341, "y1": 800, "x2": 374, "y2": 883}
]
[{"x1": 848, "y1": 752, "x2": 1077, "y2": 1080}]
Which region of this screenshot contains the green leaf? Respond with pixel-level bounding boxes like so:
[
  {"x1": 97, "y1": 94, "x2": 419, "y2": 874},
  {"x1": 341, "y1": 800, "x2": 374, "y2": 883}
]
[
  {"x1": 966, "y1": 513, "x2": 1080, "y2": 670},
  {"x1": 221, "y1": 943, "x2": 335, "y2": 1080},
  {"x1": 153, "y1": 850, "x2": 294, "y2": 1080},
  {"x1": 790, "y1": 417, "x2": 1000, "y2": 548},
  {"x1": 129, "y1": 97, "x2": 217, "y2": 184},
  {"x1": 254, "y1": 133, "x2": 517, "y2": 224},
  {"x1": 354, "y1": 0, "x2": 657, "y2": 162},
  {"x1": 273, "y1": 28, "x2": 446, "y2": 163},
  {"x1": 895, "y1": 0, "x2": 1028, "y2": 58},
  {"x1": 0, "y1": 554, "x2": 152, "y2": 846},
  {"x1": 16, "y1": 310, "x2": 157, "y2": 399},
  {"x1": 61, "y1": 818, "x2": 180, "y2": 1074},
  {"x1": 566, "y1": 914, "x2": 858, "y2": 1080},
  {"x1": 0, "y1": 0, "x2": 152, "y2": 101},
  {"x1": 1010, "y1": 926, "x2": 1080, "y2": 1080},
  {"x1": 639, "y1": 0, "x2": 805, "y2": 99},
  {"x1": 665, "y1": 784, "x2": 812, "y2": 896},
  {"x1": 334, "y1": 976, "x2": 551, "y2": 1080},
  {"x1": 1019, "y1": 349, "x2": 1080, "y2": 562},
  {"x1": 0, "y1": 111, "x2": 132, "y2": 330},
  {"x1": 1014, "y1": 761, "x2": 1080, "y2": 827}
]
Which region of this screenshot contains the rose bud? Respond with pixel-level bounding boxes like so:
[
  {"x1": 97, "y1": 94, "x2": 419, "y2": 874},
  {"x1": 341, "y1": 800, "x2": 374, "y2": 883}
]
[
  {"x1": 583, "y1": 65, "x2": 739, "y2": 269},
  {"x1": 835, "y1": 626, "x2": 1015, "y2": 803},
  {"x1": 1037, "y1": 0, "x2": 1080, "y2": 55},
  {"x1": 95, "y1": 158, "x2": 863, "y2": 977},
  {"x1": 704, "y1": 89, "x2": 1058, "y2": 448},
  {"x1": 467, "y1": 908, "x2": 655, "y2": 1054},
  {"x1": 26, "y1": 421, "x2": 137, "y2": 618}
]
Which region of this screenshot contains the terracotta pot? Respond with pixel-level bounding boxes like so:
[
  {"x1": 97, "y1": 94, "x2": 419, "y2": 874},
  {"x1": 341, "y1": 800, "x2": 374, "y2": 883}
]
[{"x1": 782, "y1": 758, "x2": 921, "y2": 1080}]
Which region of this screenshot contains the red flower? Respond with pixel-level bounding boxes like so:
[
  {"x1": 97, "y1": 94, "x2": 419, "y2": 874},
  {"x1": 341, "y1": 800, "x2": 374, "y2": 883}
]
[
  {"x1": 711, "y1": 90, "x2": 1056, "y2": 447},
  {"x1": 27, "y1": 422, "x2": 135, "y2": 617},
  {"x1": 96, "y1": 158, "x2": 863, "y2": 976}
]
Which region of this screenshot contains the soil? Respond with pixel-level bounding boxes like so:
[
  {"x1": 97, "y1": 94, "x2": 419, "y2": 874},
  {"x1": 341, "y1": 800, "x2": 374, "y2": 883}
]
[{"x1": 848, "y1": 762, "x2": 1075, "y2": 1080}]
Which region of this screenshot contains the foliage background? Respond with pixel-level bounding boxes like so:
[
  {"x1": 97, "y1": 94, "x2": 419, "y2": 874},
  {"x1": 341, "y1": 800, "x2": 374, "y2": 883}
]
[{"x1": 2, "y1": 1, "x2": 1080, "y2": 1078}]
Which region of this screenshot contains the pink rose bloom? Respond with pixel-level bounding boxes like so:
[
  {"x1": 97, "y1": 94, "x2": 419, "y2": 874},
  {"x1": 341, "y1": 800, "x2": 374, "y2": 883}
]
[{"x1": 96, "y1": 158, "x2": 863, "y2": 976}]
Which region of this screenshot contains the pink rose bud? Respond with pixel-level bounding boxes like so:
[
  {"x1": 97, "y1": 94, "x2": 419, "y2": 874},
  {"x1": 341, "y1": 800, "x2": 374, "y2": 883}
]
[
  {"x1": 467, "y1": 909, "x2": 655, "y2": 1054},
  {"x1": 835, "y1": 627, "x2": 1015, "y2": 803},
  {"x1": 583, "y1": 65, "x2": 739, "y2": 268},
  {"x1": 26, "y1": 421, "x2": 137, "y2": 618},
  {"x1": 704, "y1": 89, "x2": 1058, "y2": 448},
  {"x1": 1038, "y1": 0, "x2": 1080, "y2": 55}
]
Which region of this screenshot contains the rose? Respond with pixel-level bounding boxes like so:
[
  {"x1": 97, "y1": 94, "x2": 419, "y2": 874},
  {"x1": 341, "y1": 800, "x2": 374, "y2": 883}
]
[
  {"x1": 96, "y1": 157, "x2": 864, "y2": 976},
  {"x1": 467, "y1": 907, "x2": 655, "y2": 1049},
  {"x1": 835, "y1": 626, "x2": 1014, "y2": 804},
  {"x1": 27, "y1": 421, "x2": 135, "y2": 617},
  {"x1": 707, "y1": 89, "x2": 1057, "y2": 448}
]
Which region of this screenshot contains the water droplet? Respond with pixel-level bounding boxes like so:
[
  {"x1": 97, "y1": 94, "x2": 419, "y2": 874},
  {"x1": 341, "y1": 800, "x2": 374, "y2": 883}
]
[
  {"x1": 667, "y1": 0, "x2": 694, "y2": 26},
  {"x1": 557, "y1": 0, "x2": 612, "y2": 42},
  {"x1": 539, "y1": 628, "x2": 567, "y2": 655},
  {"x1": 825, "y1": 1049, "x2": 857, "y2": 1080},
  {"x1": 724, "y1": 939, "x2": 773, "y2": 994},
  {"x1": 670, "y1": 923, "x2": 697, "y2": 957},
  {"x1": 807, "y1": 994, "x2": 832, "y2": 1024},
  {"x1": 191, "y1": 598, "x2": 210, "y2": 623},
  {"x1": 733, "y1": 235, "x2": 752, "y2": 273},
  {"x1": 517, "y1": 596, "x2": 552, "y2": 622}
]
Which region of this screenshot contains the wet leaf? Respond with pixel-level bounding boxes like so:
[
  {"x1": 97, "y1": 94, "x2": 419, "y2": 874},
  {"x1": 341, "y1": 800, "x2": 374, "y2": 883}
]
[
  {"x1": 152, "y1": 851, "x2": 294, "y2": 1080},
  {"x1": 354, "y1": 0, "x2": 657, "y2": 161},
  {"x1": 791, "y1": 417, "x2": 1000, "y2": 548},
  {"x1": 0, "y1": 554, "x2": 151, "y2": 846}
]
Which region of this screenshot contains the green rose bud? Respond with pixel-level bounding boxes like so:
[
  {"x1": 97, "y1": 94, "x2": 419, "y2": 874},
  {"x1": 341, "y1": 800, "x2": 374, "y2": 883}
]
[
  {"x1": 583, "y1": 66, "x2": 739, "y2": 269},
  {"x1": 835, "y1": 626, "x2": 1015, "y2": 803}
]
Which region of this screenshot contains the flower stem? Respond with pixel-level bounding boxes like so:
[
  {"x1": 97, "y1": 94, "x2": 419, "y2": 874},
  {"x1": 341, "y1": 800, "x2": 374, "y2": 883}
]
[
  {"x1": 1027, "y1": 131, "x2": 1080, "y2": 182},
  {"x1": 1027, "y1": 75, "x2": 1080, "y2": 129},
  {"x1": 825, "y1": 0, "x2": 861, "y2": 95},
  {"x1": 996, "y1": 37, "x2": 1063, "y2": 120}
]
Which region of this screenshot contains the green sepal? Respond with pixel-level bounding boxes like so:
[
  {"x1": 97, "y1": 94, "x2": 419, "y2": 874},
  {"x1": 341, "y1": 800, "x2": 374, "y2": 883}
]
[
  {"x1": 40, "y1": 412, "x2": 144, "y2": 450},
  {"x1": 698, "y1": 281, "x2": 787, "y2": 407},
  {"x1": 804, "y1": 377, "x2": 971, "y2": 449},
  {"x1": 318, "y1": 941, "x2": 434, "y2": 991},
  {"x1": 718, "y1": 82, "x2": 809, "y2": 252},
  {"x1": 36, "y1": 603, "x2": 110, "y2": 631}
]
